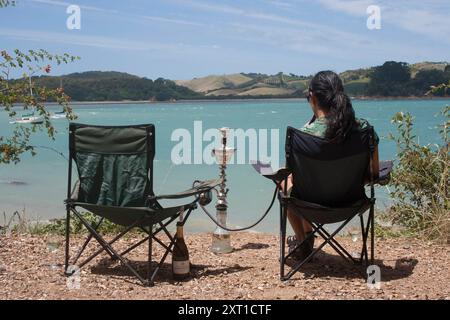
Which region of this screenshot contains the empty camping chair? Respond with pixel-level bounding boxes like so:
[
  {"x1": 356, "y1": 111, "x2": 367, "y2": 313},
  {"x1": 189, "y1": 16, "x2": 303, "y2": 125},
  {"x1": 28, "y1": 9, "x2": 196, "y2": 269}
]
[
  {"x1": 256, "y1": 125, "x2": 391, "y2": 281},
  {"x1": 64, "y1": 123, "x2": 220, "y2": 286}
]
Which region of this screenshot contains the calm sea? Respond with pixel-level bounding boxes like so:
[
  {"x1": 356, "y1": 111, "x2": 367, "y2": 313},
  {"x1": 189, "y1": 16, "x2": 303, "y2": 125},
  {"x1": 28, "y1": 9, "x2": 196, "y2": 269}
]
[{"x1": 1, "y1": 99, "x2": 448, "y2": 233}]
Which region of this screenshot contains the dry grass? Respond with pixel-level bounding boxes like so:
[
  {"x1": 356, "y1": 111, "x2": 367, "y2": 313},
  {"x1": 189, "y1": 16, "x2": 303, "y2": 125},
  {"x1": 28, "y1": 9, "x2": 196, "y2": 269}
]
[{"x1": 176, "y1": 74, "x2": 253, "y2": 93}]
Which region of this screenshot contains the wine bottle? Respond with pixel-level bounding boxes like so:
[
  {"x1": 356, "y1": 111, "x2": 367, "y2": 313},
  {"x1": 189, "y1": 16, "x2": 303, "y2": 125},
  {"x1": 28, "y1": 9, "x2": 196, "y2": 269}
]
[{"x1": 172, "y1": 222, "x2": 190, "y2": 280}]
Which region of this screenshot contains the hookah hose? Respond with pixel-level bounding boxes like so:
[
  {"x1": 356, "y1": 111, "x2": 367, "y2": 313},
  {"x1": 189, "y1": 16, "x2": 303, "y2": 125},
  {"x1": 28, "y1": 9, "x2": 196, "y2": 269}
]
[{"x1": 199, "y1": 185, "x2": 279, "y2": 232}]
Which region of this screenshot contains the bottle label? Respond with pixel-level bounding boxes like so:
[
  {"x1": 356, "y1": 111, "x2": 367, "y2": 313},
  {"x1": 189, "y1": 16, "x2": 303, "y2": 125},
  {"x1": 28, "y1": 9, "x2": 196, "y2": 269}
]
[{"x1": 173, "y1": 260, "x2": 190, "y2": 274}]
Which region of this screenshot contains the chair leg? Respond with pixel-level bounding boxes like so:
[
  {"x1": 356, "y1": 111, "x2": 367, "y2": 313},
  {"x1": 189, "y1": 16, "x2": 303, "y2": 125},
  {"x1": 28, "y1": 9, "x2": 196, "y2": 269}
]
[
  {"x1": 314, "y1": 226, "x2": 355, "y2": 264},
  {"x1": 370, "y1": 205, "x2": 375, "y2": 264},
  {"x1": 119, "y1": 216, "x2": 178, "y2": 258},
  {"x1": 360, "y1": 214, "x2": 369, "y2": 267},
  {"x1": 148, "y1": 224, "x2": 178, "y2": 285},
  {"x1": 147, "y1": 224, "x2": 153, "y2": 287},
  {"x1": 75, "y1": 216, "x2": 140, "y2": 269},
  {"x1": 280, "y1": 203, "x2": 287, "y2": 281},
  {"x1": 72, "y1": 217, "x2": 105, "y2": 265},
  {"x1": 71, "y1": 209, "x2": 148, "y2": 285},
  {"x1": 64, "y1": 207, "x2": 71, "y2": 275},
  {"x1": 283, "y1": 215, "x2": 354, "y2": 281}
]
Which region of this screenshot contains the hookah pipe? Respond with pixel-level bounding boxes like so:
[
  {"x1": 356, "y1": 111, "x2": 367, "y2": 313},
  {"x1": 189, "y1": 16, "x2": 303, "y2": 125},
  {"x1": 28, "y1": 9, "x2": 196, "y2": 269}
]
[{"x1": 196, "y1": 127, "x2": 278, "y2": 232}]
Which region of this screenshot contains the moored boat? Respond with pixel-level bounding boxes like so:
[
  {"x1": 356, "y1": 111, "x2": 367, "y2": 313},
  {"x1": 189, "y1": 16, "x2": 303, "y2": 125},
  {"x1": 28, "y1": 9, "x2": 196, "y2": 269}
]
[{"x1": 9, "y1": 113, "x2": 44, "y2": 124}]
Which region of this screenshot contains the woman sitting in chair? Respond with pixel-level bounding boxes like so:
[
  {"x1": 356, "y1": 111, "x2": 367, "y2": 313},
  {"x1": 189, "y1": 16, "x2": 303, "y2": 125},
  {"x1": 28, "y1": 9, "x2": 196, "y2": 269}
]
[{"x1": 284, "y1": 70, "x2": 379, "y2": 260}]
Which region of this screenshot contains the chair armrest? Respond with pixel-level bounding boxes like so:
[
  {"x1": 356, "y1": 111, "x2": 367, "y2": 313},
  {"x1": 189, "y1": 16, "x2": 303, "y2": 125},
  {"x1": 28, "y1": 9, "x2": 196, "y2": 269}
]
[
  {"x1": 149, "y1": 179, "x2": 222, "y2": 201},
  {"x1": 251, "y1": 161, "x2": 291, "y2": 183},
  {"x1": 373, "y1": 160, "x2": 393, "y2": 186}
]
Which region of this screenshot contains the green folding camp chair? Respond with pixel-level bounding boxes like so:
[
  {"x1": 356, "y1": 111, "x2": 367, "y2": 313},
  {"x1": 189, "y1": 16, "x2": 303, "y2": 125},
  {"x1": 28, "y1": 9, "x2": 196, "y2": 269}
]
[{"x1": 64, "y1": 123, "x2": 220, "y2": 286}]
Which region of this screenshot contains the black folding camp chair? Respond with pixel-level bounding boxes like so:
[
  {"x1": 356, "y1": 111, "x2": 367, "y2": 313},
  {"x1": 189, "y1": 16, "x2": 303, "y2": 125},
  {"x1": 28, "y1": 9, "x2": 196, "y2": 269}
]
[
  {"x1": 64, "y1": 123, "x2": 220, "y2": 286},
  {"x1": 256, "y1": 125, "x2": 390, "y2": 281}
]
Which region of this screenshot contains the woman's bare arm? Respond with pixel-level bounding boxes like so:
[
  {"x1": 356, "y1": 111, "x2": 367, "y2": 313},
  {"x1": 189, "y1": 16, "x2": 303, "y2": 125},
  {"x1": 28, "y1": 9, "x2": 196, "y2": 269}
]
[{"x1": 366, "y1": 146, "x2": 379, "y2": 183}]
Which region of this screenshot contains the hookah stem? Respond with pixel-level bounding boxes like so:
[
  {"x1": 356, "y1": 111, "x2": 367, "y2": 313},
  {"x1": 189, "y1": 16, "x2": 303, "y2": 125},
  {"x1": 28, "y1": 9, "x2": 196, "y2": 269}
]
[{"x1": 200, "y1": 185, "x2": 278, "y2": 232}]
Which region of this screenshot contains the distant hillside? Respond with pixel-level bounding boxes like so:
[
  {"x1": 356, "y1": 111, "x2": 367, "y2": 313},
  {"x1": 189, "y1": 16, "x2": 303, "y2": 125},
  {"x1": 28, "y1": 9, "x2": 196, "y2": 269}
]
[
  {"x1": 22, "y1": 62, "x2": 450, "y2": 102},
  {"x1": 176, "y1": 72, "x2": 306, "y2": 97},
  {"x1": 175, "y1": 73, "x2": 253, "y2": 93},
  {"x1": 32, "y1": 71, "x2": 202, "y2": 102},
  {"x1": 410, "y1": 62, "x2": 448, "y2": 77},
  {"x1": 175, "y1": 62, "x2": 449, "y2": 98},
  {"x1": 340, "y1": 62, "x2": 449, "y2": 96}
]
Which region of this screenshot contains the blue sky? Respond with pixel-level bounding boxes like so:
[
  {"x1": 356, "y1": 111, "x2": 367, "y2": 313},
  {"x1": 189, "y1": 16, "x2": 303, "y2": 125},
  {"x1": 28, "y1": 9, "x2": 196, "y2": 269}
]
[{"x1": 1, "y1": 0, "x2": 449, "y2": 79}]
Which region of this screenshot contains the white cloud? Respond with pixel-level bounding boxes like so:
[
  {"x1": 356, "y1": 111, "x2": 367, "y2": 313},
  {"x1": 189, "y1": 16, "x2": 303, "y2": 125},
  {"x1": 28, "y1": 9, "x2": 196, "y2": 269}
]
[
  {"x1": 29, "y1": 0, "x2": 203, "y2": 28},
  {"x1": 264, "y1": 0, "x2": 294, "y2": 9},
  {"x1": 385, "y1": 8, "x2": 450, "y2": 41},
  {"x1": 168, "y1": 0, "x2": 444, "y2": 61},
  {"x1": 317, "y1": 0, "x2": 375, "y2": 17},
  {"x1": 142, "y1": 15, "x2": 204, "y2": 27},
  {"x1": 0, "y1": 28, "x2": 182, "y2": 51},
  {"x1": 316, "y1": 0, "x2": 450, "y2": 43},
  {"x1": 29, "y1": 0, "x2": 118, "y2": 14}
]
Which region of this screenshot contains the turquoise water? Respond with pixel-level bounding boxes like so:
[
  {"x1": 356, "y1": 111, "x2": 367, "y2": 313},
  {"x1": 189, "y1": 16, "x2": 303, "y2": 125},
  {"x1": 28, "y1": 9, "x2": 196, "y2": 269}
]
[{"x1": 1, "y1": 99, "x2": 448, "y2": 233}]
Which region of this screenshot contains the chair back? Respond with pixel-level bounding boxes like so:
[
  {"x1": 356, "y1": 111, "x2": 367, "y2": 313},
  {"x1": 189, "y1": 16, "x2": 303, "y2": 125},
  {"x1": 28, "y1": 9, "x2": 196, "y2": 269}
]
[
  {"x1": 69, "y1": 123, "x2": 155, "y2": 207},
  {"x1": 286, "y1": 125, "x2": 374, "y2": 207}
]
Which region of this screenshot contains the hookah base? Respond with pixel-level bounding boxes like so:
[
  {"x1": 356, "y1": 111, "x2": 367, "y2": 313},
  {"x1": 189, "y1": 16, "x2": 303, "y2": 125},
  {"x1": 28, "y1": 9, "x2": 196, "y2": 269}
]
[{"x1": 210, "y1": 233, "x2": 233, "y2": 254}]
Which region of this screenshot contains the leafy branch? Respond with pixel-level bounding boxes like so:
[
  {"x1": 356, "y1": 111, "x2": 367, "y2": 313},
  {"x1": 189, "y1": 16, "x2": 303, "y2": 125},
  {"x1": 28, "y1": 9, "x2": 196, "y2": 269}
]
[{"x1": 1, "y1": 49, "x2": 80, "y2": 164}]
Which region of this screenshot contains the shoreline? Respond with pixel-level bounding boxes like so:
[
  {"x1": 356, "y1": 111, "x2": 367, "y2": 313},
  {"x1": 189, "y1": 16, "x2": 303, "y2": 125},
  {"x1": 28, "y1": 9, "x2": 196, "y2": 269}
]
[{"x1": 16, "y1": 96, "x2": 450, "y2": 107}]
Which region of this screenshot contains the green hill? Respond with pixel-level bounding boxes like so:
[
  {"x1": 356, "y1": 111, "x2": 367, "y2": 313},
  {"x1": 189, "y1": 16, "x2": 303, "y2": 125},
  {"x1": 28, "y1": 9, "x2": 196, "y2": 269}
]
[
  {"x1": 24, "y1": 62, "x2": 450, "y2": 101},
  {"x1": 33, "y1": 71, "x2": 202, "y2": 102},
  {"x1": 340, "y1": 62, "x2": 449, "y2": 96}
]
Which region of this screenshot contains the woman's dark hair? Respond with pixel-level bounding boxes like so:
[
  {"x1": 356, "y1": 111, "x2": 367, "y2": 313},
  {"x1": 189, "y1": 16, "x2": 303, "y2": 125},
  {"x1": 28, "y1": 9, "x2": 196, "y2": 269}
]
[{"x1": 309, "y1": 71, "x2": 356, "y2": 143}]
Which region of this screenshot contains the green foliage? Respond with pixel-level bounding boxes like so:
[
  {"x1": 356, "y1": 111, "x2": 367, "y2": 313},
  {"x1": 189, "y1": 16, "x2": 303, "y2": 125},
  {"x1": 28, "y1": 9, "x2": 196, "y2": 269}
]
[
  {"x1": 367, "y1": 61, "x2": 450, "y2": 97},
  {"x1": 385, "y1": 106, "x2": 449, "y2": 242},
  {"x1": 373, "y1": 223, "x2": 413, "y2": 240},
  {"x1": 1, "y1": 49, "x2": 79, "y2": 164},
  {"x1": 427, "y1": 80, "x2": 450, "y2": 97},
  {"x1": 412, "y1": 70, "x2": 449, "y2": 96},
  {"x1": 28, "y1": 212, "x2": 129, "y2": 235},
  {"x1": 368, "y1": 61, "x2": 412, "y2": 96},
  {"x1": 33, "y1": 72, "x2": 202, "y2": 102},
  {"x1": 344, "y1": 81, "x2": 369, "y2": 96}
]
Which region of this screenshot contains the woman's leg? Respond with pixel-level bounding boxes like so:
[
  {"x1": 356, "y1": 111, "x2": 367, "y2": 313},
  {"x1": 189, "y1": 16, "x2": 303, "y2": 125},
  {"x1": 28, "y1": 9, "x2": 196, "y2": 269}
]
[{"x1": 281, "y1": 175, "x2": 313, "y2": 242}]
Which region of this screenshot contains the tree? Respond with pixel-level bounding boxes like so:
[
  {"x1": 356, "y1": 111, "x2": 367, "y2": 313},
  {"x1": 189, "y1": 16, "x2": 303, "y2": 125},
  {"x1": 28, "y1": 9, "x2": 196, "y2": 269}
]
[
  {"x1": 368, "y1": 61, "x2": 412, "y2": 96},
  {"x1": 445, "y1": 65, "x2": 450, "y2": 74},
  {"x1": 412, "y1": 70, "x2": 449, "y2": 96},
  {"x1": 1, "y1": 3, "x2": 79, "y2": 164}
]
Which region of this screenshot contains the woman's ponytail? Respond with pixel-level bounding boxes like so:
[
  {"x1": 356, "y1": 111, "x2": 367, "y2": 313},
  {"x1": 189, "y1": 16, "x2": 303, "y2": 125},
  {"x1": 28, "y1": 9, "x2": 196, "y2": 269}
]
[{"x1": 309, "y1": 71, "x2": 356, "y2": 143}]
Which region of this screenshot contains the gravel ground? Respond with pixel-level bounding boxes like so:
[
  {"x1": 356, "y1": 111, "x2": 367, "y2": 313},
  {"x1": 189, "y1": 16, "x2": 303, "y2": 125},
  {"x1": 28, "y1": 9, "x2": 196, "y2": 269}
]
[{"x1": 0, "y1": 232, "x2": 448, "y2": 300}]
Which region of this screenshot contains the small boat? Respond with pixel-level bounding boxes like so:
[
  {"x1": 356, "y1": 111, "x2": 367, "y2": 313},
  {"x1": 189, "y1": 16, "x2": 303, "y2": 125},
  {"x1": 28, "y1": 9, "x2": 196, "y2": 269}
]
[
  {"x1": 50, "y1": 111, "x2": 67, "y2": 119},
  {"x1": 9, "y1": 113, "x2": 44, "y2": 124}
]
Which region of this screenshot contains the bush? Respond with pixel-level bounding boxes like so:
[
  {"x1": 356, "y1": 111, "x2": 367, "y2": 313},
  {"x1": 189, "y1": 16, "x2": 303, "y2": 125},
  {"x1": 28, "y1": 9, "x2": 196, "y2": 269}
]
[{"x1": 385, "y1": 106, "x2": 449, "y2": 243}]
